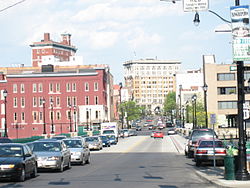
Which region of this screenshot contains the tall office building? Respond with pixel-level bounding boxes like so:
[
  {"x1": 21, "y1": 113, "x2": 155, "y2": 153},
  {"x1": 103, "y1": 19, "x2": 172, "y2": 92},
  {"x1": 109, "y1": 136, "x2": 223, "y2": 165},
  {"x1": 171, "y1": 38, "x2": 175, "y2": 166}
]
[{"x1": 123, "y1": 58, "x2": 181, "y2": 113}]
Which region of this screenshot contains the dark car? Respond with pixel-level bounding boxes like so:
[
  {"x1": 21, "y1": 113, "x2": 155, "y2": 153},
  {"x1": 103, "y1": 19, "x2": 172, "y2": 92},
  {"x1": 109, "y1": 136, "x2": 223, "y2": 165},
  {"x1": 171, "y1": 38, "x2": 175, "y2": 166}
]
[
  {"x1": 0, "y1": 137, "x2": 13, "y2": 143},
  {"x1": 99, "y1": 135, "x2": 111, "y2": 147},
  {"x1": 107, "y1": 135, "x2": 117, "y2": 145},
  {"x1": 51, "y1": 135, "x2": 67, "y2": 140},
  {"x1": 185, "y1": 129, "x2": 217, "y2": 158},
  {"x1": 0, "y1": 143, "x2": 37, "y2": 182}
]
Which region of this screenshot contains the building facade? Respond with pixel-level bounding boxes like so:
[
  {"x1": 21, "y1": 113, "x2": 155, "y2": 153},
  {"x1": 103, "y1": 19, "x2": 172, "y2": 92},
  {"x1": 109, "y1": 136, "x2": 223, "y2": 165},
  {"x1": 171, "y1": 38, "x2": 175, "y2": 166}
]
[{"x1": 123, "y1": 58, "x2": 181, "y2": 113}]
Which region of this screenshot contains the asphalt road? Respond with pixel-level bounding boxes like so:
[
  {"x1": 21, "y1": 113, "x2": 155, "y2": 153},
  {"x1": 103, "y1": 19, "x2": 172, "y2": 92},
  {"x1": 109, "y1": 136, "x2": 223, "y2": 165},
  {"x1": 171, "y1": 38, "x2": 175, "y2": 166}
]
[{"x1": 0, "y1": 133, "x2": 216, "y2": 188}]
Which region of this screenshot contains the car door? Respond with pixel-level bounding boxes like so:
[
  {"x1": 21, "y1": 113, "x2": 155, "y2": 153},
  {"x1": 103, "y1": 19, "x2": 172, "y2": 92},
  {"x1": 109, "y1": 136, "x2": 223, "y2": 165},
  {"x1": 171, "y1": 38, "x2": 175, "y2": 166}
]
[
  {"x1": 61, "y1": 142, "x2": 70, "y2": 165},
  {"x1": 23, "y1": 145, "x2": 34, "y2": 174}
]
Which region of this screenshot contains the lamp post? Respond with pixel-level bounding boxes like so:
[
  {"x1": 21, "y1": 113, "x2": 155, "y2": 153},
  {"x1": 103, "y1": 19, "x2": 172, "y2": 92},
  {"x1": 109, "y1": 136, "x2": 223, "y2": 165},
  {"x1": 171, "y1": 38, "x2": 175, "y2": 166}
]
[
  {"x1": 185, "y1": 101, "x2": 189, "y2": 124},
  {"x1": 50, "y1": 99, "x2": 54, "y2": 134},
  {"x1": 119, "y1": 82, "x2": 124, "y2": 129},
  {"x1": 86, "y1": 108, "x2": 89, "y2": 131},
  {"x1": 203, "y1": 83, "x2": 208, "y2": 128},
  {"x1": 69, "y1": 105, "x2": 72, "y2": 132},
  {"x1": 74, "y1": 106, "x2": 77, "y2": 132},
  {"x1": 89, "y1": 109, "x2": 92, "y2": 130},
  {"x1": 192, "y1": 94, "x2": 197, "y2": 129},
  {"x1": 3, "y1": 89, "x2": 8, "y2": 137},
  {"x1": 179, "y1": 84, "x2": 182, "y2": 127},
  {"x1": 42, "y1": 98, "x2": 46, "y2": 134}
]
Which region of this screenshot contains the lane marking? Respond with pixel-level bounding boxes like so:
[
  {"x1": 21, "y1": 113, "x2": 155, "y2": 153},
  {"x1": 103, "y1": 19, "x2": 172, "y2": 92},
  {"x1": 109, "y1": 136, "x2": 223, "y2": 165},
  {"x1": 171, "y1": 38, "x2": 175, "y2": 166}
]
[{"x1": 122, "y1": 136, "x2": 148, "y2": 153}]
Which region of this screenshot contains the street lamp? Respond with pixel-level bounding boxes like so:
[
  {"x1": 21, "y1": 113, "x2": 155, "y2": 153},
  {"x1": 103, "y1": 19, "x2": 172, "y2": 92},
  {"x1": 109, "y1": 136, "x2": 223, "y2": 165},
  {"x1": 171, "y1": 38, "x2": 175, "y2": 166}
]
[
  {"x1": 3, "y1": 89, "x2": 8, "y2": 137},
  {"x1": 179, "y1": 84, "x2": 182, "y2": 128},
  {"x1": 42, "y1": 98, "x2": 46, "y2": 134},
  {"x1": 50, "y1": 99, "x2": 54, "y2": 134},
  {"x1": 203, "y1": 83, "x2": 208, "y2": 128},
  {"x1": 86, "y1": 108, "x2": 89, "y2": 131},
  {"x1": 69, "y1": 105, "x2": 72, "y2": 132},
  {"x1": 74, "y1": 106, "x2": 77, "y2": 132},
  {"x1": 192, "y1": 94, "x2": 197, "y2": 129}
]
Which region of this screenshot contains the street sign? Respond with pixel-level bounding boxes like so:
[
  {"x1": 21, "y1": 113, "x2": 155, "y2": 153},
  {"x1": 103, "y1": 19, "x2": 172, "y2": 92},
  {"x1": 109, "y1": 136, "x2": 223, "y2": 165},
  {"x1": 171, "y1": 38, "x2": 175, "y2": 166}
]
[
  {"x1": 230, "y1": 66, "x2": 237, "y2": 71},
  {"x1": 232, "y1": 37, "x2": 250, "y2": 61},
  {"x1": 210, "y1": 114, "x2": 216, "y2": 125},
  {"x1": 183, "y1": 0, "x2": 209, "y2": 12},
  {"x1": 243, "y1": 103, "x2": 250, "y2": 120}
]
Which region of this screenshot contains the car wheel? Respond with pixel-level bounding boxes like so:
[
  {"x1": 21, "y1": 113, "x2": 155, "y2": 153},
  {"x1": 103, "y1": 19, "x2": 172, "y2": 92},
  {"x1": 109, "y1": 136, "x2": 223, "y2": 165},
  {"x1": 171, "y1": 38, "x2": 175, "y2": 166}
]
[
  {"x1": 58, "y1": 160, "x2": 64, "y2": 172},
  {"x1": 30, "y1": 165, "x2": 37, "y2": 178},
  {"x1": 85, "y1": 155, "x2": 90, "y2": 164},
  {"x1": 196, "y1": 160, "x2": 201, "y2": 167},
  {"x1": 67, "y1": 159, "x2": 71, "y2": 169},
  {"x1": 16, "y1": 167, "x2": 25, "y2": 182}
]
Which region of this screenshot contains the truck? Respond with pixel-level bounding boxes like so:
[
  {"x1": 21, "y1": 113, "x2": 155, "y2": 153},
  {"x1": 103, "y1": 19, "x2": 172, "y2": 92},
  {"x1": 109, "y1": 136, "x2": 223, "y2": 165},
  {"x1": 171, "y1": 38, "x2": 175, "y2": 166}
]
[{"x1": 100, "y1": 122, "x2": 119, "y2": 141}]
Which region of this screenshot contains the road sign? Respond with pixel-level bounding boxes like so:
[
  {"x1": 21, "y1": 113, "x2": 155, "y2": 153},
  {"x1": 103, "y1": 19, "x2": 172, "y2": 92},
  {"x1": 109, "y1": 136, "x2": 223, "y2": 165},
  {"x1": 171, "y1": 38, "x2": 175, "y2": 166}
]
[
  {"x1": 230, "y1": 66, "x2": 237, "y2": 71},
  {"x1": 210, "y1": 114, "x2": 216, "y2": 125},
  {"x1": 233, "y1": 37, "x2": 250, "y2": 61},
  {"x1": 243, "y1": 103, "x2": 250, "y2": 120},
  {"x1": 183, "y1": 0, "x2": 209, "y2": 12}
]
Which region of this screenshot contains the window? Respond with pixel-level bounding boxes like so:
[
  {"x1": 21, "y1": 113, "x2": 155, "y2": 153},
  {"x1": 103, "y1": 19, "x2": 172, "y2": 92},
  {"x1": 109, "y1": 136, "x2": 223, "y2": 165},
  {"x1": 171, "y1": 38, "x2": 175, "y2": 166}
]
[
  {"x1": 95, "y1": 96, "x2": 98, "y2": 105},
  {"x1": 39, "y1": 97, "x2": 43, "y2": 106},
  {"x1": 49, "y1": 83, "x2": 53, "y2": 92},
  {"x1": 21, "y1": 84, "x2": 25, "y2": 93},
  {"x1": 21, "y1": 97, "x2": 25, "y2": 107},
  {"x1": 72, "y1": 97, "x2": 77, "y2": 106},
  {"x1": 72, "y1": 83, "x2": 76, "y2": 92},
  {"x1": 56, "y1": 97, "x2": 60, "y2": 106},
  {"x1": 38, "y1": 83, "x2": 43, "y2": 92},
  {"x1": 21, "y1": 112, "x2": 25, "y2": 121},
  {"x1": 218, "y1": 101, "x2": 237, "y2": 109},
  {"x1": 39, "y1": 112, "x2": 43, "y2": 121},
  {"x1": 33, "y1": 97, "x2": 37, "y2": 107},
  {"x1": 67, "y1": 97, "x2": 71, "y2": 106},
  {"x1": 13, "y1": 84, "x2": 17, "y2": 93},
  {"x1": 14, "y1": 112, "x2": 17, "y2": 121},
  {"x1": 218, "y1": 87, "x2": 236, "y2": 95},
  {"x1": 85, "y1": 83, "x2": 89, "y2": 91},
  {"x1": 67, "y1": 110, "x2": 71, "y2": 120},
  {"x1": 85, "y1": 96, "x2": 89, "y2": 105},
  {"x1": 13, "y1": 97, "x2": 17, "y2": 108},
  {"x1": 33, "y1": 111, "x2": 37, "y2": 121},
  {"x1": 94, "y1": 82, "x2": 98, "y2": 91},
  {"x1": 217, "y1": 73, "x2": 235, "y2": 81},
  {"x1": 33, "y1": 84, "x2": 37, "y2": 92},
  {"x1": 95, "y1": 111, "x2": 98, "y2": 119},
  {"x1": 66, "y1": 83, "x2": 71, "y2": 92},
  {"x1": 56, "y1": 83, "x2": 60, "y2": 92},
  {"x1": 56, "y1": 111, "x2": 61, "y2": 120}
]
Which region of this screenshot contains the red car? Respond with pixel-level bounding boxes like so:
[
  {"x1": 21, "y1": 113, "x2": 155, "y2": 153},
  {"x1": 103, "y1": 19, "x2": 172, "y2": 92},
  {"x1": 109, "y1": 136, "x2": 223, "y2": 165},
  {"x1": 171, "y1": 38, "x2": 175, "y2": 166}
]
[{"x1": 153, "y1": 131, "x2": 164, "y2": 139}]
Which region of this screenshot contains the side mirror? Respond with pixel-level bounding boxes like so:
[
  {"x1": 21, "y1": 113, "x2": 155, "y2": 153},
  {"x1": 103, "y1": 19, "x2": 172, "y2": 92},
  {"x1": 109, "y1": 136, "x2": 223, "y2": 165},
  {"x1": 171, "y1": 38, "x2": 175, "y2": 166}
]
[{"x1": 25, "y1": 153, "x2": 32, "y2": 158}]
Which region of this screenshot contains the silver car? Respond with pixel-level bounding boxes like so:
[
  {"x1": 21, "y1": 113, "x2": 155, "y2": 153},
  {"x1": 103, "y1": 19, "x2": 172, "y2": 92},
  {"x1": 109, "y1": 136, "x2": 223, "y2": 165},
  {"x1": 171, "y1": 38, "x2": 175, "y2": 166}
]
[
  {"x1": 84, "y1": 136, "x2": 103, "y2": 150},
  {"x1": 32, "y1": 139, "x2": 71, "y2": 172},
  {"x1": 63, "y1": 138, "x2": 90, "y2": 165}
]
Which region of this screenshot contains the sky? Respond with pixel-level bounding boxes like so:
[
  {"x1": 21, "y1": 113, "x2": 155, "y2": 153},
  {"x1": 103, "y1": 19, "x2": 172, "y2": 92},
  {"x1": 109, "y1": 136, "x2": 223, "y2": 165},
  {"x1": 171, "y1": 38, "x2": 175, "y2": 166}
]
[{"x1": 0, "y1": 0, "x2": 249, "y2": 84}]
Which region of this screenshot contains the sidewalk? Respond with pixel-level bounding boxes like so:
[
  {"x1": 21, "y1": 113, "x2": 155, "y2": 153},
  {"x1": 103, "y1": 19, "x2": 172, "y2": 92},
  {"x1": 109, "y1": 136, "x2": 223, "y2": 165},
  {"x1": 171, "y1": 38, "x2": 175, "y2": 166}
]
[{"x1": 194, "y1": 166, "x2": 250, "y2": 188}]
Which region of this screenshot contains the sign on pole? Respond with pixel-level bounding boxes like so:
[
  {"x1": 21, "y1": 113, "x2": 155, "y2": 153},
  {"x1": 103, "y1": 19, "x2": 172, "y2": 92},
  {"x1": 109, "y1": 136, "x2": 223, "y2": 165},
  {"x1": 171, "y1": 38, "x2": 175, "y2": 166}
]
[
  {"x1": 183, "y1": 0, "x2": 209, "y2": 12},
  {"x1": 231, "y1": 5, "x2": 250, "y2": 61},
  {"x1": 210, "y1": 114, "x2": 216, "y2": 125}
]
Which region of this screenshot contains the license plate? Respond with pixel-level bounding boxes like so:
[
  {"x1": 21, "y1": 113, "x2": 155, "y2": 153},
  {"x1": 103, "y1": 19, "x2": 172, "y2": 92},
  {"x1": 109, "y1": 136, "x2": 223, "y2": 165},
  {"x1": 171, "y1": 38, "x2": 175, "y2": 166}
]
[{"x1": 208, "y1": 151, "x2": 214, "y2": 154}]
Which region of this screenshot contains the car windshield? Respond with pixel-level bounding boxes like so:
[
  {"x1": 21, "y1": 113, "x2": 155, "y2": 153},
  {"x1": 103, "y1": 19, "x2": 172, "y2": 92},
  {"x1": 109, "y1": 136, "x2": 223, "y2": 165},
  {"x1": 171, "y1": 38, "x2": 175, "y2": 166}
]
[
  {"x1": 199, "y1": 141, "x2": 224, "y2": 148},
  {"x1": 100, "y1": 136, "x2": 108, "y2": 141},
  {"x1": 0, "y1": 145, "x2": 23, "y2": 157},
  {"x1": 33, "y1": 142, "x2": 62, "y2": 152},
  {"x1": 64, "y1": 140, "x2": 82, "y2": 148},
  {"x1": 107, "y1": 135, "x2": 115, "y2": 139},
  {"x1": 103, "y1": 130, "x2": 114, "y2": 134},
  {"x1": 85, "y1": 137, "x2": 99, "y2": 142}
]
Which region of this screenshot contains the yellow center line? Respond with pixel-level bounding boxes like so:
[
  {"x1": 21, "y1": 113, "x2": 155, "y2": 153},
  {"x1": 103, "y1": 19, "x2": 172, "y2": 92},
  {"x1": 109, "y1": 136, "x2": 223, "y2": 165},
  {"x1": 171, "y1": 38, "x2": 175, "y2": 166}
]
[{"x1": 122, "y1": 136, "x2": 148, "y2": 153}]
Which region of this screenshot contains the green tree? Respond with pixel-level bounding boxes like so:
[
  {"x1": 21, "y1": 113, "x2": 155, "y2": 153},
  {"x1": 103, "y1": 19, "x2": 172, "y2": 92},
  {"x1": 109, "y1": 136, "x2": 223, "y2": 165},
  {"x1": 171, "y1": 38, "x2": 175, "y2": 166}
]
[
  {"x1": 188, "y1": 100, "x2": 206, "y2": 128},
  {"x1": 163, "y1": 92, "x2": 176, "y2": 121}
]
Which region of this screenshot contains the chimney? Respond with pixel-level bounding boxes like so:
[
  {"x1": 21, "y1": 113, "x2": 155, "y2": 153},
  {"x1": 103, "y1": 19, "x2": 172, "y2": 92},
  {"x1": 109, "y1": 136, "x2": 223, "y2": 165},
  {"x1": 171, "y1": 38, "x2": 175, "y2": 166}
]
[
  {"x1": 44, "y1": 33, "x2": 50, "y2": 42},
  {"x1": 61, "y1": 33, "x2": 71, "y2": 45}
]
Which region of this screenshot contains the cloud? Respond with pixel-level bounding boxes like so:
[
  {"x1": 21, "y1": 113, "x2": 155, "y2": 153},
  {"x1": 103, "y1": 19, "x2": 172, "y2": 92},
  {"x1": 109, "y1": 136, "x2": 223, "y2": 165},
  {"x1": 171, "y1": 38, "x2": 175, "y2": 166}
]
[{"x1": 88, "y1": 31, "x2": 119, "y2": 49}]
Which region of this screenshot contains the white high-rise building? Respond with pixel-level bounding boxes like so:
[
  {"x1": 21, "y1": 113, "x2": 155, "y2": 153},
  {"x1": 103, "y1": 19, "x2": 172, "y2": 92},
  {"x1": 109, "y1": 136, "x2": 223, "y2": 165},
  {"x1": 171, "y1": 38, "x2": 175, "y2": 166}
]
[{"x1": 123, "y1": 58, "x2": 181, "y2": 114}]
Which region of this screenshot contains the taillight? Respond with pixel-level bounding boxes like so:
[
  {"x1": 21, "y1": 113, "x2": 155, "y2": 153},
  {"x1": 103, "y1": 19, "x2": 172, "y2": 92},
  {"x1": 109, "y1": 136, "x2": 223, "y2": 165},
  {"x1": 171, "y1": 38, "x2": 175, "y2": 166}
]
[
  {"x1": 215, "y1": 150, "x2": 226, "y2": 154},
  {"x1": 196, "y1": 150, "x2": 207, "y2": 154}
]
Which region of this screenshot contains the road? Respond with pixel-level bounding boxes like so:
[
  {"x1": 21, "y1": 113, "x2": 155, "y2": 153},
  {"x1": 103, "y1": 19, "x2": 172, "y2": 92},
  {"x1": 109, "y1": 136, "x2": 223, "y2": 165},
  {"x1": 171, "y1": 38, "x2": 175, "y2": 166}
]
[{"x1": 0, "y1": 132, "x2": 216, "y2": 188}]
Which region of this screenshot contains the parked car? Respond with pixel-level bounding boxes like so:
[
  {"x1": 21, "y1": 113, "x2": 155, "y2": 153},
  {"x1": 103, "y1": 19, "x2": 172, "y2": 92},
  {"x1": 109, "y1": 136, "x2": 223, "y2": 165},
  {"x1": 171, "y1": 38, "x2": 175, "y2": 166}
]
[
  {"x1": 128, "y1": 130, "x2": 137, "y2": 136},
  {"x1": 0, "y1": 137, "x2": 13, "y2": 143},
  {"x1": 52, "y1": 135, "x2": 67, "y2": 140},
  {"x1": 167, "y1": 128, "x2": 176, "y2": 135},
  {"x1": 153, "y1": 131, "x2": 164, "y2": 139},
  {"x1": 186, "y1": 129, "x2": 217, "y2": 158},
  {"x1": 32, "y1": 139, "x2": 71, "y2": 172},
  {"x1": 85, "y1": 136, "x2": 103, "y2": 150},
  {"x1": 0, "y1": 143, "x2": 37, "y2": 182},
  {"x1": 121, "y1": 129, "x2": 129, "y2": 137},
  {"x1": 63, "y1": 138, "x2": 90, "y2": 165},
  {"x1": 194, "y1": 139, "x2": 226, "y2": 166},
  {"x1": 107, "y1": 135, "x2": 117, "y2": 145},
  {"x1": 99, "y1": 135, "x2": 111, "y2": 147}
]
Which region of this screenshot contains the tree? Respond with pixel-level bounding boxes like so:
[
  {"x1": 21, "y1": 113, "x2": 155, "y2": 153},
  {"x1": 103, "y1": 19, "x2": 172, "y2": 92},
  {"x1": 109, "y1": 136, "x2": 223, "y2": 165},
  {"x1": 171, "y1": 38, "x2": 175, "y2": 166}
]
[
  {"x1": 188, "y1": 99, "x2": 206, "y2": 128},
  {"x1": 163, "y1": 92, "x2": 176, "y2": 121}
]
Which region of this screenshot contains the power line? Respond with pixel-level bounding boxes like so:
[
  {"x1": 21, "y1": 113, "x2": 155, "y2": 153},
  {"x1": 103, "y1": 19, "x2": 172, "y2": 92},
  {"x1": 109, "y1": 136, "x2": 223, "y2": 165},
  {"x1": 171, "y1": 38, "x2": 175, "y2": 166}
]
[{"x1": 0, "y1": 0, "x2": 26, "y2": 13}]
